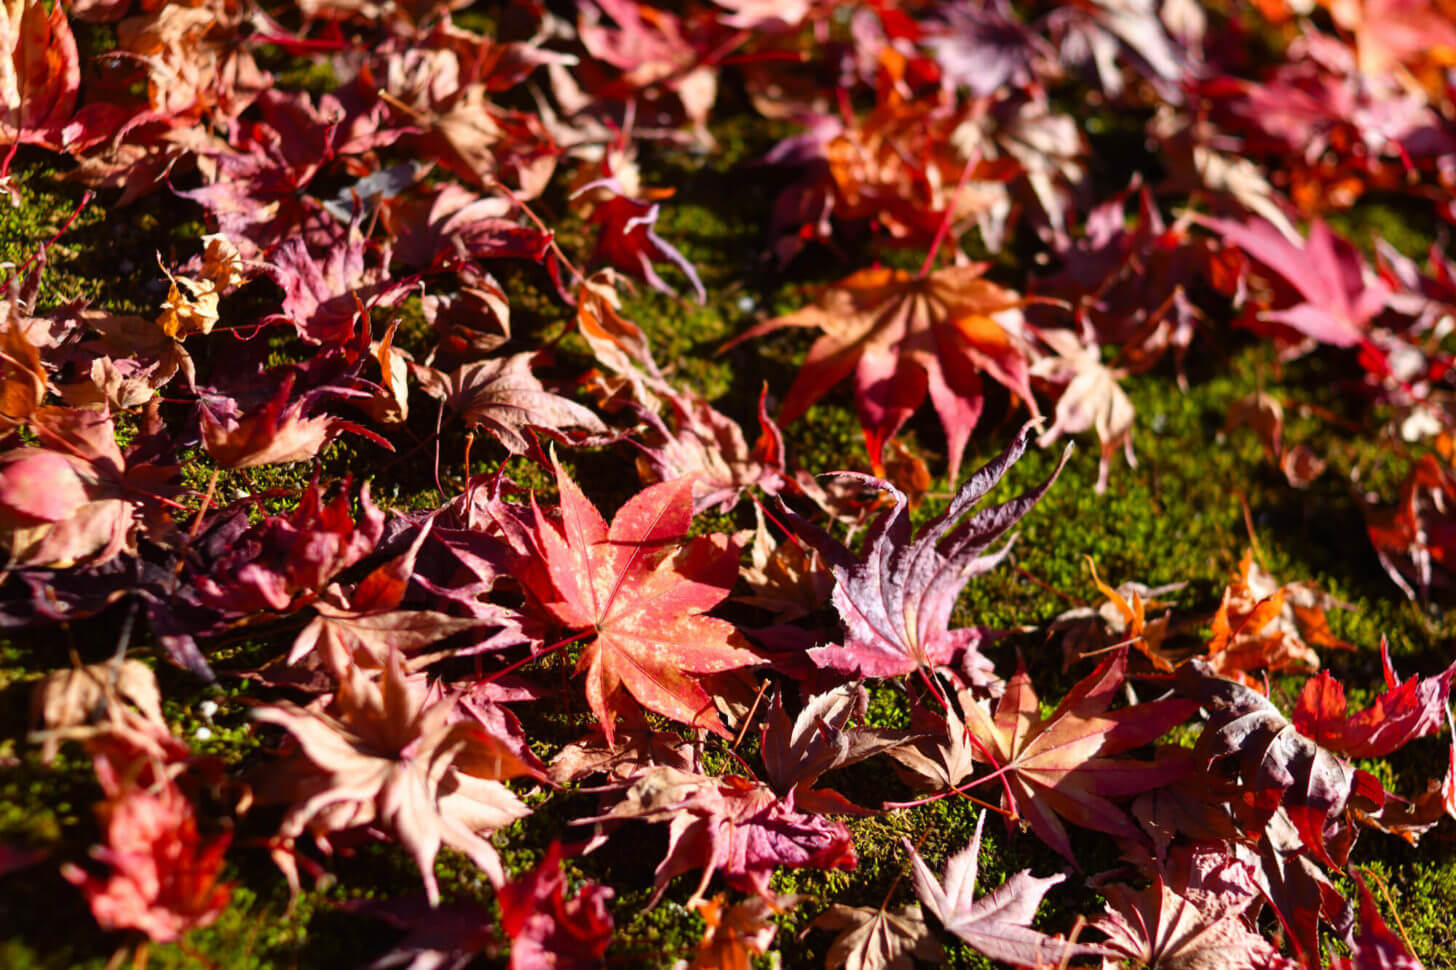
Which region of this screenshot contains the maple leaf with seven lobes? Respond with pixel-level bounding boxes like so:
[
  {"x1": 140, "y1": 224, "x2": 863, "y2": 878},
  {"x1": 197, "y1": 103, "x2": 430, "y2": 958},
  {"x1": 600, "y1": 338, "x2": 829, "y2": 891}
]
[
  {"x1": 906, "y1": 810, "x2": 1107, "y2": 967},
  {"x1": 962, "y1": 649, "x2": 1198, "y2": 864},
  {"x1": 520, "y1": 459, "x2": 759, "y2": 744},
  {"x1": 793, "y1": 426, "x2": 1068, "y2": 682},
  {"x1": 731, "y1": 264, "x2": 1040, "y2": 482}
]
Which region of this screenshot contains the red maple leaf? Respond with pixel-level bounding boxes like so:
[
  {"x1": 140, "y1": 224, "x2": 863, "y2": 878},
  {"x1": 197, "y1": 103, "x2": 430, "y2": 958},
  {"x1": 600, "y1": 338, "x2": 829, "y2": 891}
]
[
  {"x1": 498, "y1": 842, "x2": 615, "y2": 970},
  {"x1": 729, "y1": 264, "x2": 1040, "y2": 481},
  {"x1": 1194, "y1": 215, "x2": 1390, "y2": 351},
  {"x1": 61, "y1": 750, "x2": 232, "y2": 943},
  {"x1": 962, "y1": 649, "x2": 1197, "y2": 863},
  {"x1": 515, "y1": 459, "x2": 760, "y2": 743},
  {"x1": 1293, "y1": 639, "x2": 1456, "y2": 760}
]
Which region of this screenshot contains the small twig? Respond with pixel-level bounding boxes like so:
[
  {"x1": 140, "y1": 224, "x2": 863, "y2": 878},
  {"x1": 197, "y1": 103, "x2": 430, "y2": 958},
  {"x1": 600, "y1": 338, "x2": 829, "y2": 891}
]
[
  {"x1": 731, "y1": 679, "x2": 771, "y2": 752},
  {"x1": 1015, "y1": 565, "x2": 1086, "y2": 607},
  {"x1": 472, "y1": 630, "x2": 592, "y2": 687},
  {"x1": 1236, "y1": 490, "x2": 1265, "y2": 566},
  {"x1": 918, "y1": 149, "x2": 981, "y2": 278},
  {"x1": 1363, "y1": 868, "x2": 1417, "y2": 959}
]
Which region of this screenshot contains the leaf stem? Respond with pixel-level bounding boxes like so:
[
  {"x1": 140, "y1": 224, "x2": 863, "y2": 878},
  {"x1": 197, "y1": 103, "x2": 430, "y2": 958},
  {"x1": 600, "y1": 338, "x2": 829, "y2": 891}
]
[{"x1": 473, "y1": 629, "x2": 592, "y2": 687}]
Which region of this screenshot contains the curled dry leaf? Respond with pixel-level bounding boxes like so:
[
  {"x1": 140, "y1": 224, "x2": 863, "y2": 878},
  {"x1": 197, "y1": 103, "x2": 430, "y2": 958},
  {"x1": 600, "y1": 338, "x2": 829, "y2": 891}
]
[
  {"x1": 253, "y1": 651, "x2": 537, "y2": 904},
  {"x1": 30, "y1": 658, "x2": 168, "y2": 763},
  {"x1": 586, "y1": 765, "x2": 855, "y2": 905},
  {"x1": 1054, "y1": 557, "x2": 1184, "y2": 672},
  {"x1": 759, "y1": 684, "x2": 914, "y2": 815},
  {"x1": 1031, "y1": 327, "x2": 1135, "y2": 493},
  {"x1": 1177, "y1": 659, "x2": 1355, "y2": 868},
  {"x1": 410, "y1": 352, "x2": 607, "y2": 455},
  {"x1": 1205, "y1": 550, "x2": 1349, "y2": 684}
]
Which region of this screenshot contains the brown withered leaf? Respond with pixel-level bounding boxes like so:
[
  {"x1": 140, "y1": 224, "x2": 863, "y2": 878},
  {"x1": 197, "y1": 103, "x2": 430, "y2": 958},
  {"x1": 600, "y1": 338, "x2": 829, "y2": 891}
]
[
  {"x1": 1054, "y1": 557, "x2": 1184, "y2": 672},
  {"x1": 759, "y1": 684, "x2": 914, "y2": 815},
  {"x1": 29, "y1": 658, "x2": 169, "y2": 763},
  {"x1": 1031, "y1": 327, "x2": 1135, "y2": 494},
  {"x1": 810, "y1": 904, "x2": 943, "y2": 970},
  {"x1": 410, "y1": 352, "x2": 607, "y2": 455}
]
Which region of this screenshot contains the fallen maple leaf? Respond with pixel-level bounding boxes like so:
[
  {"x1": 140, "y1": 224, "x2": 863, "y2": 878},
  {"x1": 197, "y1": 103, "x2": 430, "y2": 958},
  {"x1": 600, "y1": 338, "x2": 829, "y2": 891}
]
[
  {"x1": 0, "y1": 0, "x2": 80, "y2": 149},
  {"x1": 588, "y1": 765, "x2": 856, "y2": 904},
  {"x1": 574, "y1": 173, "x2": 707, "y2": 304},
  {"x1": 513, "y1": 459, "x2": 760, "y2": 744},
  {"x1": 759, "y1": 684, "x2": 913, "y2": 815},
  {"x1": 410, "y1": 353, "x2": 608, "y2": 455},
  {"x1": 195, "y1": 478, "x2": 385, "y2": 615},
  {"x1": 1090, "y1": 842, "x2": 1297, "y2": 970},
  {"x1": 1031, "y1": 327, "x2": 1136, "y2": 493},
  {"x1": 1363, "y1": 454, "x2": 1456, "y2": 601},
  {"x1": 1177, "y1": 659, "x2": 1355, "y2": 867},
  {"x1": 1205, "y1": 551, "x2": 1350, "y2": 684},
  {"x1": 199, "y1": 375, "x2": 390, "y2": 470},
  {"x1": 810, "y1": 904, "x2": 943, "y2": 970},
  {"x1": 906, "y1": 811, "x2": 1105, "y2": 966},
  {"x1": 961, "y1": 649, "x2": 1198, "y2": 863},
  {"x1": 498, "y1": 842, "x2": 615, "y2": 970},
  {"x1": 684, "y1": 893, "x2": 798, "y2": 970},
  {"x1": 254, "y1": 651, "x2": 536, "y2": 903},
  {"x1": 730, "y1": 264, "x2": 1040, "y2": 481},
  {"x1": 633, "y1": 383, "x2": 788, "y2": 514},
  {"x1": 29, "y1": 658, "x2": 168, "y2": 764},
  {"x1": 61, "y1": 750, "x2": 232, "y2": 943},
  {"x1": 1055, "y1": 557, "x2": 1183, "y2": 672},
  {"x1": 1194, "y1": 215, "x2": 1390, "y2": 351},
  {"x1": 1292, "y1": 638, "x2": 1456, "y2": 759},
  {"x1": 792, "y1": 425, "x2": 1068, "y2": 681}
]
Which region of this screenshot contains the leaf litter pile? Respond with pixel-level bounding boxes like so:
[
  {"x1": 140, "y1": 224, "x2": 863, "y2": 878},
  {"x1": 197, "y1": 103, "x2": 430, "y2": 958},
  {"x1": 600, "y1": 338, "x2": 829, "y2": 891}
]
[{"x1": 6, "y1": 0, "x2": 1456, "y2": 968}]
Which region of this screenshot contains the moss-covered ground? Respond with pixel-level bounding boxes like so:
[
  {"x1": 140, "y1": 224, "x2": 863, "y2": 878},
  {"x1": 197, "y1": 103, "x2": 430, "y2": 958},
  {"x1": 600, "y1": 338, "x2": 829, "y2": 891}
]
[{"x1": 1, "y1": 66, "x2": 1454, "y2": 970}]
